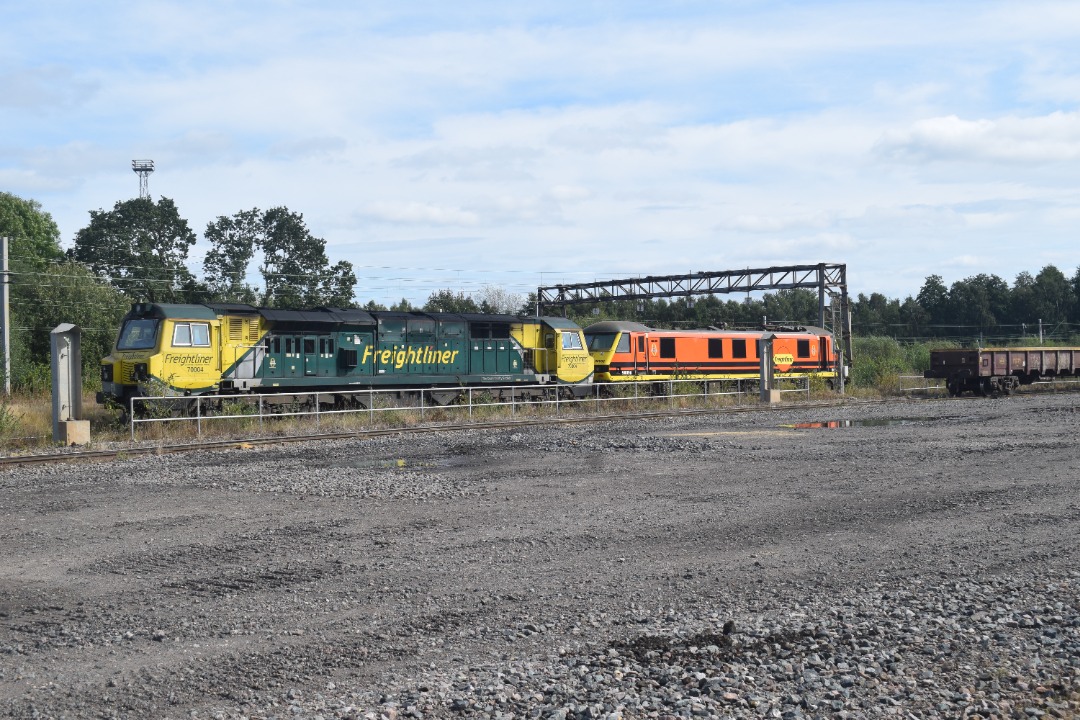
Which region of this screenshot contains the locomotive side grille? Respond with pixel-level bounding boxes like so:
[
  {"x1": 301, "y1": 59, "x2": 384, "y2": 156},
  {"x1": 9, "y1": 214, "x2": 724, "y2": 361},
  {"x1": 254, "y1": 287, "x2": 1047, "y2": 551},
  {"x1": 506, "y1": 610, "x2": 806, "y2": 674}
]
[
  {"x1": 247, "y1": 319, "x2": 259, "y2": 344},
  {"x1": 229, "y1": 318, "x2": 243, "y2": 342}
]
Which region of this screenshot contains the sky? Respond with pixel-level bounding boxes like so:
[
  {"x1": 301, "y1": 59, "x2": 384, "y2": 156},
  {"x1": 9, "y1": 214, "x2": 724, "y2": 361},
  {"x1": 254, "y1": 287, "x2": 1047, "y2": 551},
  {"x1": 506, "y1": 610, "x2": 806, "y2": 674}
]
[{"x1": 3, "y1": 0, "x2": 1080, "y2": 308}]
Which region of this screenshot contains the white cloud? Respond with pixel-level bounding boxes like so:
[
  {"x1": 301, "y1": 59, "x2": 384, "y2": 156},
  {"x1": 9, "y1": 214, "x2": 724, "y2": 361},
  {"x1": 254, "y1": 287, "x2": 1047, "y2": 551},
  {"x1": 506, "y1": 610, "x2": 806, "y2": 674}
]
[
  {"x1": 362, "y1": 201, "x2": 480, "y2": 226},
  {"x1": 548, "y1": 185, "x2": 592, "y2": 202},
  {"x1": 0, "y1": 65, "x2": 97, "y2": 111},
  {"x1": 876, "y1": 112, "x2": 1080, "y2": 164},
  {"x1": 720, "y1": 212, "x2": 831, "y2": 233}
]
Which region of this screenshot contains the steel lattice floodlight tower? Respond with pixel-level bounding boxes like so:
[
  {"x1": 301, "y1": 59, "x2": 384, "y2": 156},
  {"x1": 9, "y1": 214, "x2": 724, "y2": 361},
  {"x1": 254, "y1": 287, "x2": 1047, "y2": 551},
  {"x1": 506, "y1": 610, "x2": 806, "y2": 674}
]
[{"x1": 132, "y1": 159, "x2": 154, "y2": 199}]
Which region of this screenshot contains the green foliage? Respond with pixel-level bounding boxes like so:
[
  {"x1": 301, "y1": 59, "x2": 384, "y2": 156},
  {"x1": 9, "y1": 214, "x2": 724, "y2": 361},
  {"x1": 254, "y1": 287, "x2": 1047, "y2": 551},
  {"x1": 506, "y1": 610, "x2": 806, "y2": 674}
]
[
  {"x1": 10, "y1": 261, "x2": 128, "y2": 388},
  {"x1": 204, "y1": 207, "x2": 357, "y2": 308},
  {"x1": 261, "y1": 207, "x2": 356, "y2": 307},
  {"x1": 0, "y1": 192, "x2": 65, "y2": 270},
  {"x1": 202, "y1": 208, "x2": 261, "y2": 303},
  {"x1": 0, "y1": 398, "x2": 19, "y2": 437},
  {"x1": 848, "y1": 337, "x2": 954, "y2": 389},
  {"x1": 13, "y1": 362, "x2": 50, "y2": 394},
  {"x1": 424, "y1": 289, "x2": 479, "y2": 313},
  {"x1": 857, "y1": 264, "x2": 1080, "y2": 341},
  {"x1": 849, "y1": 337, "x2": 902, "y2": 388},
  {"x1": 69, "y1": 197, "x2": 198, "y2": 303}
]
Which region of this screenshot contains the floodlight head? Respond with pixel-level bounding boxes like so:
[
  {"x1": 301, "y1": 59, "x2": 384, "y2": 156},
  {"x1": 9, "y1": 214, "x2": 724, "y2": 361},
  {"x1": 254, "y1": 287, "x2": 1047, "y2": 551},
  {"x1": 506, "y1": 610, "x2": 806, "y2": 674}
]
[{"x1": 132, "y1": 159, "x2": 155, "y2": 198}]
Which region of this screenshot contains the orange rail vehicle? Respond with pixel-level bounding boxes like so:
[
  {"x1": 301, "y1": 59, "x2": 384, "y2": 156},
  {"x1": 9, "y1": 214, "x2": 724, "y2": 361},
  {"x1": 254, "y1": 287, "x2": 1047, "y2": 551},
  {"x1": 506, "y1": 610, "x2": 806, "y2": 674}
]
[{"x1": 583, "y1": 321, "x2": 840, "y2": 384}]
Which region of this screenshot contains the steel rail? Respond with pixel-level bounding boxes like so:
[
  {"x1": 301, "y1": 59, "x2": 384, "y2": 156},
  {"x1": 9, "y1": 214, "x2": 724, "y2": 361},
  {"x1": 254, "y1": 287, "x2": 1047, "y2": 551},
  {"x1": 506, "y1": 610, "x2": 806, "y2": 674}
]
[{"x1": 0, "y1": 398, "x2": 894, "y2": 471}]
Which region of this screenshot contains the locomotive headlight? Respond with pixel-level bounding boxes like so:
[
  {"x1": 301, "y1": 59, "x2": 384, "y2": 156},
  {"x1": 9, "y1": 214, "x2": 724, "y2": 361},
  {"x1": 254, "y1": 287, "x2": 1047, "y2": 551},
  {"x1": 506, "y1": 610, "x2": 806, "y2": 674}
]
[
  {"x1": 101, "y1": 364, "x2": 113, "y2": 382},
  {"x1": 134, "y1": 363, "x2": 149, "y2": 381}
]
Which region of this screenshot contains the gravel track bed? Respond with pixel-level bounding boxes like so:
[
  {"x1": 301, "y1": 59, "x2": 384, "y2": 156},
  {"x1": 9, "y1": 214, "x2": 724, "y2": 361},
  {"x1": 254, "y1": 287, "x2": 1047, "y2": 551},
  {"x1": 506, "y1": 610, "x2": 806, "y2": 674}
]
[{"x1": 1, "y1": 393, "x2": 1078, "y2": 719}]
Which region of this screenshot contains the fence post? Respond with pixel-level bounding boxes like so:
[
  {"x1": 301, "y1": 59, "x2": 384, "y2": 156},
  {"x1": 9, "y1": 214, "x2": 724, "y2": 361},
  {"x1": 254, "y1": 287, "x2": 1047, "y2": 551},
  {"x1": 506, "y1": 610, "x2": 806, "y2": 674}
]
[
  {"x1": 129, "y1": 397, "x2": 135, "y2": 441},
  {"x1": 259, "y1": 396, "x2": 264, "y2": 431},
  {"x1": 196, "y1": 396, "x2": 202, "y2": 437}
]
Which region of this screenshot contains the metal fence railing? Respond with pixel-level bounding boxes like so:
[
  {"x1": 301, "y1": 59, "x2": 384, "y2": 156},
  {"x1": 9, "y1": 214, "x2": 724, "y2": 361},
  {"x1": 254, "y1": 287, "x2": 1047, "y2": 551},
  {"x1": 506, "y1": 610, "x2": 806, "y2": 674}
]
[
  {"x1": 897, "y1": 375, "x2": 947, "y2": 394},
  {"x1": 127, "y1": 377, "x2": 812, "y2": 440}
]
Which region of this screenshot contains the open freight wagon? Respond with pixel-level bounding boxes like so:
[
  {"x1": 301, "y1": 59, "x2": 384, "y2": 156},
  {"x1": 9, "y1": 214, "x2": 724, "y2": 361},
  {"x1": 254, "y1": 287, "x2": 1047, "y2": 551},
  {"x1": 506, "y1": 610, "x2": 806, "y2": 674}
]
[{"x1": 925, "y1": 347, "x2": 1080, "y2": 396}]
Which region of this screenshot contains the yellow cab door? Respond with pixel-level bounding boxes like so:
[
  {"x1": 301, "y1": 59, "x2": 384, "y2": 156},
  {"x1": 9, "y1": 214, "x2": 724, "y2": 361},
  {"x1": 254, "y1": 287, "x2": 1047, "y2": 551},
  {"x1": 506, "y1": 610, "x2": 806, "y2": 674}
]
[{"x1": 163, "y1": 319, "x2": 220, "y2": 391}]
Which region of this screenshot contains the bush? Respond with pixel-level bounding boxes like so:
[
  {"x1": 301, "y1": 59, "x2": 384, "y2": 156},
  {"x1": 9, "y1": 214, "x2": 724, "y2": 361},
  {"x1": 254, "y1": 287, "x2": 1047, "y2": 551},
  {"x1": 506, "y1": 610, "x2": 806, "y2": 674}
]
[
  {"x1": 14, "y1": 362, "x2": 51, "y2": 394},
  {"x1": 849, "y1": 337, "x2": 958, "y2": 392}
]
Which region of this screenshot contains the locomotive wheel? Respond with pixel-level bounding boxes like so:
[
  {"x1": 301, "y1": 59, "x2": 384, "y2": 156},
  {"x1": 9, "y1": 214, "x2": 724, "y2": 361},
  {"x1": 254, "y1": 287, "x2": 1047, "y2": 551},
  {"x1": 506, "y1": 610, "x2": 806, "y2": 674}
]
[{"x1": 947, "y1": 380, "x2": 959, "y2": 397}]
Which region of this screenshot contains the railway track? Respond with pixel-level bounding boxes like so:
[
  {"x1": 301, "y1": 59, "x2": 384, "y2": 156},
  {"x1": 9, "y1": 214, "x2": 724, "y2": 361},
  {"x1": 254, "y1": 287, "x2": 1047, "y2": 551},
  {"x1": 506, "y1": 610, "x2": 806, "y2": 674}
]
[{"x1": 0, "y1": 398, "x2": 887, "y2": 470}]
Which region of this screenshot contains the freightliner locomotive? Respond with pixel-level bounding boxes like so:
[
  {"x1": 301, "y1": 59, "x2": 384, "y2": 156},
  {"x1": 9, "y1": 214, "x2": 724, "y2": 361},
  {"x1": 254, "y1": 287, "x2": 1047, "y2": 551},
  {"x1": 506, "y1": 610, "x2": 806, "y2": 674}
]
[{"x1": 98, "y1": 303, "x2": 594, "y2": 412}]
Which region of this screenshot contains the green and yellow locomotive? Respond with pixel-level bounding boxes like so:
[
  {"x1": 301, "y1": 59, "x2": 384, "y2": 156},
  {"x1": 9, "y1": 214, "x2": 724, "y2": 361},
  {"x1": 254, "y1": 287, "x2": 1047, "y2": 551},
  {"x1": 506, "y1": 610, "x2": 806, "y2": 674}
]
[{"x1": 98, "y1": 303, "x2": 594, "y2": 410}]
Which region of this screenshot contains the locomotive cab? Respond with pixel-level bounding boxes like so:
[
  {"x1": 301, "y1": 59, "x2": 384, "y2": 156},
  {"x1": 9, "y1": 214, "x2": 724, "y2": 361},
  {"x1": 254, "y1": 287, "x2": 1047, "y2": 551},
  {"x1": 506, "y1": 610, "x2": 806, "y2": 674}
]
[
  {"x1": 518, "y1": 317, "x2": 593, "y2": 385},
  {"x1": 98, "y1": 303, "x2": 222, "y2": 407},
  {"x1": 584, "y1": 321, "x2": 651, "y2": 382}
]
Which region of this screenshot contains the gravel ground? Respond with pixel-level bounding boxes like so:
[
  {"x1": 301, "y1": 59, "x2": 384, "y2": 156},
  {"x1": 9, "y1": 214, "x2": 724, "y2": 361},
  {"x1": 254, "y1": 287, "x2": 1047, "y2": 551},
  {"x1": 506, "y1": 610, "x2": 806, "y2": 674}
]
[{"x1": 1, "y1": 392, "x2": 1079, "y2": 719}]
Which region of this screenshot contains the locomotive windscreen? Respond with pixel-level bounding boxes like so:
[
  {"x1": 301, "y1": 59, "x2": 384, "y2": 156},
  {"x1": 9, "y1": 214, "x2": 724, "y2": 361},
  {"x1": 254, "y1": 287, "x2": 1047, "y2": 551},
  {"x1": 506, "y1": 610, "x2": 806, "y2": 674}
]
[
  {"x1": 117, "y1": 318, "x2": 159, "y2": 350},
  {"x1": 585, "y1": 332, "x2": 617, "y2": 351}
]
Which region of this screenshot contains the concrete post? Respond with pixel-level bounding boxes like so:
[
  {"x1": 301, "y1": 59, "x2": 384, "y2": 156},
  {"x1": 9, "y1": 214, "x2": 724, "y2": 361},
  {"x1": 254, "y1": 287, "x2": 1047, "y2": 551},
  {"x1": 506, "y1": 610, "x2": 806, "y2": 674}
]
[
  {"x1": 51, "y1": 323, "x2": 90, "y2": 445},
  {"x1": 759, "y1": 333, "x2": 780, "y2": 404},
  {"x1": 1, "y1": 236, "x2": 10, "y2": 396}
]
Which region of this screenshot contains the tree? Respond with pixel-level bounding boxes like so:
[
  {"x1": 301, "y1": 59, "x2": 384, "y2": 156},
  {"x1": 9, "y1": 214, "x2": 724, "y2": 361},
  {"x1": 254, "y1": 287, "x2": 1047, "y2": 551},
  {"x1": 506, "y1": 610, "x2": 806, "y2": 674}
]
[
  {"x1": 423, "y1": 289, "x2": 478, "y2": 313},
  {"x1": 1, "y1": 193, "x2": 73, "y2": 386},
  {"x1": 320, "y1": 260, "x2": 358, "y2": 308},
  {"x1": 202, "y1": 209, "x2": 261, "y2": 303},
  {"x1": 916, "y1": 275, "x2": 950, "y2": 333},
  {"x1": 11, "y1": 262, "x2": 127, "y2": 388},
  {"x1": 475, "y1": 285, "x2": 524, "y2": 315},
  {"x1": 1072, "y1": 267, "x2": 1080, "y2": 324},
  {"x1": 1031, "y1": 265, "x2": 1072, "y2": 326},
  {"x1": 948, "y1": 274, "x2": 1009, "y2": 340},
  {"x1": 205, "y1": 207, "x2": 356, "y2": 308},
  {"x1": 1010, "y1": 271, "x2": 1037, "y2": 330},
  {"x1": 69, "y1": 197, "x2": 197, "y2": 303},
  {"x1": 260, "y1": 207, "x2": 354, "y2": 308},
  {"x1": 898, "y1": 296, "x2": 928, "y2": 338},
  {"x1": 0, "y1": 192, "x2": 64, "y2": 271}
]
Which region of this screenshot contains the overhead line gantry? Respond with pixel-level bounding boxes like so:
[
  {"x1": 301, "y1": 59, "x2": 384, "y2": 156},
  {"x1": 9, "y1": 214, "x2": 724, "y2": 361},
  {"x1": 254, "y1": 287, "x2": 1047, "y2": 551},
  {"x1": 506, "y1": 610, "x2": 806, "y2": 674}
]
[{"x1": 536, "y1": 262, "x2": 852, "y2": 365}]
